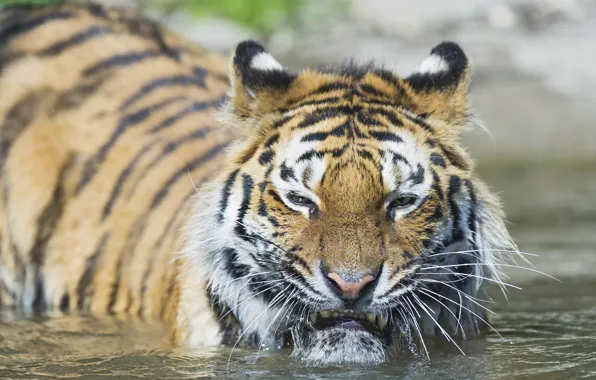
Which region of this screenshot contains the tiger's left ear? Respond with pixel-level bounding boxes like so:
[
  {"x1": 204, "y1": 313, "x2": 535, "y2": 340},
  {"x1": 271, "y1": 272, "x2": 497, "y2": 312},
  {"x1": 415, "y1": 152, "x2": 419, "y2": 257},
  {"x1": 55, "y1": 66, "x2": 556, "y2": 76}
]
[
  {"x1": 228, "y1": 40, "x2": 296, "y2": 118},
  {"x1": 405, "y1": 41, "x2": 471, "y2": 125}
]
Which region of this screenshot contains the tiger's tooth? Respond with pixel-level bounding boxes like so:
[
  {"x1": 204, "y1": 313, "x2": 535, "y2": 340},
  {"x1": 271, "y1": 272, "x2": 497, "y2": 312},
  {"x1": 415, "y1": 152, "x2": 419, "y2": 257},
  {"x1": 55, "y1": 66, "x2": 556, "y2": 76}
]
[
  {"x1": 320, "y1": 310, "x2": 331, "y2": 318},
  {"x1": 365, "y1": 313, "x2": 376, "y2": 323},
  {"x1": 377, "y1": 316, "x2": 387, "y2": 330},
  {"x1": 310, "y1": 313, "x2": 318, "y2": 323}
]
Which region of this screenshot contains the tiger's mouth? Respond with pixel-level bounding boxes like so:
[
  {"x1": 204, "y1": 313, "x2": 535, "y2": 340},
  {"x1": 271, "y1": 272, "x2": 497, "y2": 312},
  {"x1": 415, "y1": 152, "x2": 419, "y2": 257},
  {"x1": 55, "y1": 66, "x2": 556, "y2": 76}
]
[
  {"x1": 309, "y1": 309, "x2": 388, "y2": 334},
  {"x1": 290, "y1": 307, "x2": 393, "y2": 364}
]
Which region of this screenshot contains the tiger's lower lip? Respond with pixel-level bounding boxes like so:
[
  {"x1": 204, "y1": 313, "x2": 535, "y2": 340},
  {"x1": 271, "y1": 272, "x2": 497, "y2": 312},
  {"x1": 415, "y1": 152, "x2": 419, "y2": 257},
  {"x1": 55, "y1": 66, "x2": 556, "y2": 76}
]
[{"x1": 309, "y1": 309, "x2": 388, "y2": 331}]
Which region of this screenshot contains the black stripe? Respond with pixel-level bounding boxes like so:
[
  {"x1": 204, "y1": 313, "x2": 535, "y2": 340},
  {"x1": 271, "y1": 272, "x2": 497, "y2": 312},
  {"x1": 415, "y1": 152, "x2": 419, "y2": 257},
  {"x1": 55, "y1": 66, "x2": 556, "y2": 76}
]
[
  {"x1": 267, "y1": 189, "x2": 284, "y2": 204},
  {"x1": 300, "y1": 122, "x2": 348, "y2": 142},
  {"x1": 271, "y1": 115, "x2": 293, "y2": 129},
  {"x1": 410, "y1": 163, "x2": 425, "y2": 185},
  {"x1": 120, "y1": 75, "x2": 206, "y2": 111},
  {"x1": 439, "y1": 144, "x2": 468, "y2": 170},
  {"x1": 125, "y1": 127, "x2": 215, "y2": 200},
  {"x1": 149, "y1": 143, "x2": 229, "y2": 210},
  {"x1": 258, "y1": 150, "x2": 274, "y2": 165},
  {"x1": 160, "y1": 274, "x2": 178, "y2": 320},
  {"x1": 234, "y1": 174, "x2": 254, "y2": 237},
  {"x1": 0, "y1": 10, "x2": 73, "y2": 46},
  {"x1": 59, "y1": 293, "x2": 70, "y2": 312},
  {"x1": 76, "y1": 233, "x2": 108, "y2": 310},
  {"x1": 288, "y1": 253, "x2": 313, "y2": 276},
  {"x1": 139, "y1": 189, "x2": 195, "y2": 315},
  {"x1": 75, "y1": 96, "x2": 187, "y2": 194},
  {"x1": 368, "y1": 108, "x2": 403, "y2": 127},
  {"x1": 356, "y1": 111, "x2": 379, "y2": 127},
  {"x1": 0, "y1": 90, "x2": 52, "y2": 168},
  {"x1": 52, "y1": 73, "x2": 111, "y2": 114},
  {"x1": 264, "y1": 133, "x2": 279, "y2": 148},
  {"x1": 281, "y1": 97, "x2": 343, "y2": 112},
  {"x1": 32, "y1": 272, "x2": 45, "y2": 313},
  {"x1": 222, "y1": 247, "x2": 251, "y2": 280},
  {"x1": 391, "y1": 152, "x2": 411, "y2": 167},
  {"x1": 30, "y1": 155, "x2": 73, "y2": 266},
  {"x1": 358, "y1": 83, "x2": 385, "y2": 97},
  {"x1": 295, "y1": 107, "x2": 353, "y2": 129},
  {"x1": 357, "y1": 149, "x2": 374, "y2": 161},
  {"x1": 430, "y1": 153, "x2": 446, "y2": 168},
  {"x1": 463, "y1": 179, "x2": 478, "y2": 250},
  {"x1": 28, "y1": 155, "x2": 73, "y2": 312},
  {"x1": 300, "y1": 131, "x2": 329, "y2": 142},
  {"x1": 425, "y1": 204, "x2": 444, "y2": 222},
  {"x1": 219, "y1": 169, "x2": 240, "y2": 222},
  {"x1": 296, "y1": 144, "x2": 349, "y2": 163},
  {"x1": 431, "y1": 169, "x2": 444, "y2": 201},
  {"x1": 149, "y1": 97, "x2": 225, "y2": 134},
  {"x1": 101, "y1": 141, "x2": 159, "y2": 220},
  {"x1": 400, "y1": 111, "x2": 433, "y2": 132},
  {"x1": 109, "y1": 144, "x2": 225, "y2": 312},
  {"x1": 83, "y1": 49, "x2": 179, "y2": 76},
  {"x1": 307, "y1": 82, "x2": 350, "y2": 96},
  {"x1": 279, "y1": 162, "x2": 297, "y2": 182},
  {"x1": 40, "y1": 25, "x2": 112, "y2": 56},
  {"x1": 369, "y1": 130, "x2": 403, "y2": 143},
  {"x1": 448, "y1": 175, "x2": 463, "y2": 242}
]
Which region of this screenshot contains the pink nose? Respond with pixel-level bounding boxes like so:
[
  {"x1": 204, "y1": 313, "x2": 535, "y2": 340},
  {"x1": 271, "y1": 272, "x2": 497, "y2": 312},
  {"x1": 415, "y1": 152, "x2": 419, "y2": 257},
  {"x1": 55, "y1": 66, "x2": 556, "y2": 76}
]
[{"x1": 327, "y1": 273, "x2": 375, "y2": 299}]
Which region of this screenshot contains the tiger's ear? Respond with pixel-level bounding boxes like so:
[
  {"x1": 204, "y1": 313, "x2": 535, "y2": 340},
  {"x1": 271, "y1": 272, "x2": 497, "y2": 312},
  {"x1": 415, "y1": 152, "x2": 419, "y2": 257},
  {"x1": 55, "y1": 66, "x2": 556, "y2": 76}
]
[
  {"x1": 228, "y1": 40, "x2": 296, "y2": 117},
  {"x1": 405, "y1": 41, "x2": 471, "y2": 125}
]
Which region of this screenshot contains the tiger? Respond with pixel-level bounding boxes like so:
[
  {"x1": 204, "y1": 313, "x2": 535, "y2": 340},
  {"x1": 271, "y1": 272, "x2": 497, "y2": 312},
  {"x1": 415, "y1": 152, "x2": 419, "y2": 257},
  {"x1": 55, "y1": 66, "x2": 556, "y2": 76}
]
[{"x1": 0, "y1": 2, "x2": 519, "y2": 365}]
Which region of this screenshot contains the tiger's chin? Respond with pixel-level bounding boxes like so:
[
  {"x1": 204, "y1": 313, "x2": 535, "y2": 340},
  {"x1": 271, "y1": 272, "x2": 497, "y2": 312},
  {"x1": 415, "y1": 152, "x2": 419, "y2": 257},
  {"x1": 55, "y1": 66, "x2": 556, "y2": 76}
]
[{"x1": 289, "y1": 310, "x2": 393, "y2": 365}]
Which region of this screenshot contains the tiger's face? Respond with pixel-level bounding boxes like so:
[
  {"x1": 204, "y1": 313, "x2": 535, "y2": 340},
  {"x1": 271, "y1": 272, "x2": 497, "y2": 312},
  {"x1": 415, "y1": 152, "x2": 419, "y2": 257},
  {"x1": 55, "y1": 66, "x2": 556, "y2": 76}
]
[{"x1": 186, "y1": 41, "x2": 516, "y2": 365}]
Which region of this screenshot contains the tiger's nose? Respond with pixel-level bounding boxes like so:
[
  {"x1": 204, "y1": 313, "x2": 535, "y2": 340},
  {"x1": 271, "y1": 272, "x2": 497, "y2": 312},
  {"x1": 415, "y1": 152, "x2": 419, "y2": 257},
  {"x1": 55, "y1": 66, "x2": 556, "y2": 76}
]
[{"x1": 326, "y1": 272, "x2": 375, "y2": 300}]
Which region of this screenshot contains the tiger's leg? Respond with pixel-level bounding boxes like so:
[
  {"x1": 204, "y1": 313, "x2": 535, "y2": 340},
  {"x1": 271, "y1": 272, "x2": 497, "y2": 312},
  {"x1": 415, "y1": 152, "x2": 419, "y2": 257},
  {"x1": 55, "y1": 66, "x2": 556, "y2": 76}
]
[{"x1": 0, "y1": 86, "x2": 71, "y2": 312}]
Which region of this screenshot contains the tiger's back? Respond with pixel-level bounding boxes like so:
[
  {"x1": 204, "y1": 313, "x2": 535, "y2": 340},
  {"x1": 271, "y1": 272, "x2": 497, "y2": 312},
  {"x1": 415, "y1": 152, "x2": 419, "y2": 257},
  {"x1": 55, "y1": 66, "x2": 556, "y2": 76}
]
[{"x1": 0, "y1": 3, "x2": 233, "y2": 320}]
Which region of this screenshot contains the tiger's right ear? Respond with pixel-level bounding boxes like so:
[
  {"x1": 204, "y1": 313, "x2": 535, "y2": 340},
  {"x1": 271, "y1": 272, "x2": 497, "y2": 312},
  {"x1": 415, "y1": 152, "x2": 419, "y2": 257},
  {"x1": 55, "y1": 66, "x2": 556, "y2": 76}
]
[{"x1": 228, "y1": 40, "x2": 296, "y2": 117}]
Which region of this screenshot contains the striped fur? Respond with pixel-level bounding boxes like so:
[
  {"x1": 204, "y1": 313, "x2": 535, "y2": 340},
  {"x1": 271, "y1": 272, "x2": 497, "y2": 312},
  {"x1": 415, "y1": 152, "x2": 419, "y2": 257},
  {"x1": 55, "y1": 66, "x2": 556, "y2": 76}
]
[
  {"x1": 0, "y1": 3, "x2": 232, "y2": 324},
  {"x1": 0, "y1": 4, "x2": 519, "y2": 365}
]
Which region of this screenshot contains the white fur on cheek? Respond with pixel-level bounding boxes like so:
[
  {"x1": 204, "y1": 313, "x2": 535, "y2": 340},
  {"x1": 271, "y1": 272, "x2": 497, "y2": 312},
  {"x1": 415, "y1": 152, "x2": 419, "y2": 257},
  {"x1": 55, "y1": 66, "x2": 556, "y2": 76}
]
[
  {"x1": 417, "y1": 54, "x2": 449, "y2": 74},
  {"x1": 250, "y1": 52, "x2": 284, "y2": 71}
]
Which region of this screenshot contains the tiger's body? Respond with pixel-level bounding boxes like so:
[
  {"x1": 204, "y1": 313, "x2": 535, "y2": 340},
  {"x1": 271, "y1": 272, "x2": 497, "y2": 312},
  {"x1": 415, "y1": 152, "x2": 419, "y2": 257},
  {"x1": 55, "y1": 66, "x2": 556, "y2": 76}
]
[
  {"x1": 0, "y1": 3, "x2": 231, "y2": 329},
  {"x1": 0, "y1": 3, "x2": 519, "y2": 365}
]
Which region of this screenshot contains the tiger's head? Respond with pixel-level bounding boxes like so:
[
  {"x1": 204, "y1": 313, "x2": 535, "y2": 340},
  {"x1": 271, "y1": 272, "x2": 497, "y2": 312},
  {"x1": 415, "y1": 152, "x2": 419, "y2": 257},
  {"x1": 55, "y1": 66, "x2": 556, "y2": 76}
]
[{"x1": 184, "y1": 41, "x2": 517, "y2": 365}]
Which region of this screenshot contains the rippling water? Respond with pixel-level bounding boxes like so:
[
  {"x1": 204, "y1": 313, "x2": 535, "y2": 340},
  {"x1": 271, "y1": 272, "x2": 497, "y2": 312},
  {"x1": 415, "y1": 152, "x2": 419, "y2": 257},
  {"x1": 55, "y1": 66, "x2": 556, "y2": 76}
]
[{"x1": 1, "y1": 162, "x2": 595, "y2": 379}]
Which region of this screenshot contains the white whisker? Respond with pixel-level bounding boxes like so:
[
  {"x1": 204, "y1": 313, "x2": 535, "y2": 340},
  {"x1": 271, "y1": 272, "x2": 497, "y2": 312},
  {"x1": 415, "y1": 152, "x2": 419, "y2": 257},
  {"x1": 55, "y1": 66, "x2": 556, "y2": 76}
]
[
  {"x1": 421, "y1": 263, "x2": 559, "y2": 282},
  {"x1": 418, "y1": 288, "x2": 505, "y2": 341},
  {"x1": 411, "y1": 293, "x2": 465, "y2": 355},
  {"x1": 227, "y1": 288, "x2": 288, "y2": 372},
  {"x1": 253, "y1": 288, "x2": 297, "y2": 362},
  {"x1": 415, "y1": 271, "x2": 522, "y2": 290}
]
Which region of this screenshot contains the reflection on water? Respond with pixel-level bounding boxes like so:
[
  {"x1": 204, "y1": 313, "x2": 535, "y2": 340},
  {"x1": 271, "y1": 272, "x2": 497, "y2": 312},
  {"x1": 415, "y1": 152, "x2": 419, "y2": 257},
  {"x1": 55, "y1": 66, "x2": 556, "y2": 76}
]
[{"x1": 1, "y1": 162, "x2": 595, "y2": 379}]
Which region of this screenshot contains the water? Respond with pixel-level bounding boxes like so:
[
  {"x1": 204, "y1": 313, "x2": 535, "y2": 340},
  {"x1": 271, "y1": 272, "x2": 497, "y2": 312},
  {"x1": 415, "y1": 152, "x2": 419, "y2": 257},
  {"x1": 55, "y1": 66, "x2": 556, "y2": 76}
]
[{"x1": 1, "y1": 162, "x2": 595, "y2": 379}]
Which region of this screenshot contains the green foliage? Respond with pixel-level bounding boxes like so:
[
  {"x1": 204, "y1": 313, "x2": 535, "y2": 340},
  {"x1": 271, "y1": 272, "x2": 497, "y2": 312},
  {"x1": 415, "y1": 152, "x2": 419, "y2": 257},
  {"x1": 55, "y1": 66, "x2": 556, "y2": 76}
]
[
  {"x1": 0, "y1": 0, "x2": 315, "y2": 34},
  {"x1": 155, "y1": 0, "x2": 310, "y2": 33},
  {"x1": 0, "y1": 0, "x2": 60, "y2": 4}
]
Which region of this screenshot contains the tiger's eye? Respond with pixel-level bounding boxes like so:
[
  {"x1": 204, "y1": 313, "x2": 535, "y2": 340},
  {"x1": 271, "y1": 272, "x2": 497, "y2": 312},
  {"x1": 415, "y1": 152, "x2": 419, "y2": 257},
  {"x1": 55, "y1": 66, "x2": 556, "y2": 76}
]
[
  {"x1": 287, "y1": 192, "x2": 318, "y2": 217},
  {"x1": 389, "y1": 195, "x2": 418, "y2": 209},
  {"x1": 387, "y1": 194, "x2": 419, "y2": 219}
]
